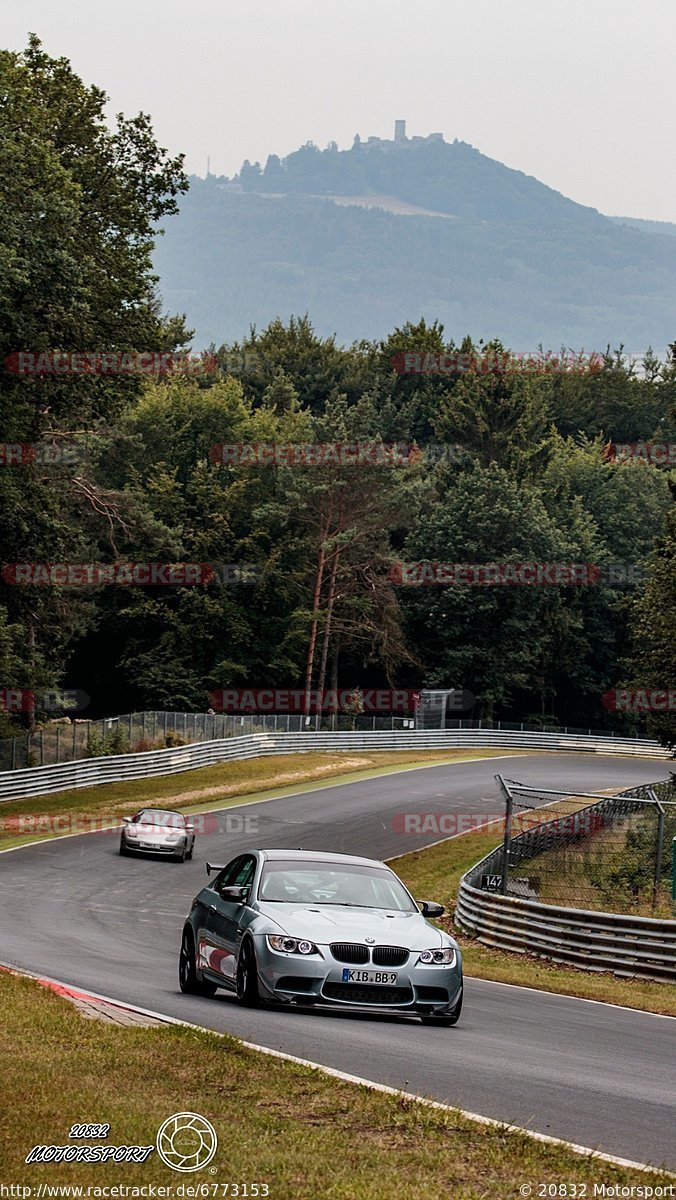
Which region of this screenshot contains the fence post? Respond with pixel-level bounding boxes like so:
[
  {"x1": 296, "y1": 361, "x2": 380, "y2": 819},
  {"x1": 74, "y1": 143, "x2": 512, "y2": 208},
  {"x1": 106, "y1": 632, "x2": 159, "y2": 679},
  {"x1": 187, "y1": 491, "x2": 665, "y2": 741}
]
[
  {"x1": 495, "y1": 774, "x2": 513, "y2": 895},
  {"x1": 73, "y1": 721, "x2": 77, "y2": 761},
  {"x1": 650, "y1": 788, "x2": 666, "y2": 912}
]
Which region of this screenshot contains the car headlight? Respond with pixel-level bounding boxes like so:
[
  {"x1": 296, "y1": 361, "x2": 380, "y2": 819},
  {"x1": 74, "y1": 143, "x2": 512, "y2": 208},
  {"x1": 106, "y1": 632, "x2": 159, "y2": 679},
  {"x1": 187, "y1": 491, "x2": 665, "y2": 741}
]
[
  {"x1": 418, "y1": 947, "x2": 456, "y2": 966},
  {"x1": 124, "y1": 826, "x2": 139, "y2": 837},
  {"x1": 267, "y1": 935, "x2": 318, "y2": 955}
]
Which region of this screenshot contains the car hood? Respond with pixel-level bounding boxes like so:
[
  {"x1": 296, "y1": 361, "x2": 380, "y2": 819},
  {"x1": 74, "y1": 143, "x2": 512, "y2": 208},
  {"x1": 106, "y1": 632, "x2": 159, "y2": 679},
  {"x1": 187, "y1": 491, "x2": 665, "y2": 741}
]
[
  {"x1": 128, "y1": 824, "x2": 183, "y2": 841},
  {"x1": 255, "y1": 902, "x2": 448, "y2": 949}
]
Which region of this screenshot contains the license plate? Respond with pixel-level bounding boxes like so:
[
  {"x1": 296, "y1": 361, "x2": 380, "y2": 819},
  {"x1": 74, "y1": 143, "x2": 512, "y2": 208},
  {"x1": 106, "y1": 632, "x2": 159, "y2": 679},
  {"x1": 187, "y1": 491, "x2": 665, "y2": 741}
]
[{"x1": 341, "y1": 968, "x2": 398, "y2": 985}]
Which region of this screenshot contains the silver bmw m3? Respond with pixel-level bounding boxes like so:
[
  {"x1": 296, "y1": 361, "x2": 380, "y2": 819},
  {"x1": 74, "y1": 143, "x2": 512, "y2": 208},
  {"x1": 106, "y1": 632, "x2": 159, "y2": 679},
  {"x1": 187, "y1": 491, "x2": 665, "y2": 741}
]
[{"x1": 179, "y1": 849, "x2": 463, "y2": 1024}]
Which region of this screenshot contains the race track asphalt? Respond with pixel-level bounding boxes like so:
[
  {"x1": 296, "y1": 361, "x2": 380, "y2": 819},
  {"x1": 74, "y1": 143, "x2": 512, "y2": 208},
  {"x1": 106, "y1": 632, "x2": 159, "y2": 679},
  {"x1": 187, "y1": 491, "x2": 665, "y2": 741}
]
[{"x1": 0, "y1": 753, "x2": 674, "y2": 1168}]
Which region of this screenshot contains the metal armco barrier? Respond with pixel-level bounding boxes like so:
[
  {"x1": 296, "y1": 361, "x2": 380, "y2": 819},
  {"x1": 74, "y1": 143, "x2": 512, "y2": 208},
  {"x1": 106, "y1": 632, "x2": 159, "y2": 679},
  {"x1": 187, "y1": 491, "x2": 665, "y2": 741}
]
[
  {"x1": 0, "y1": 728, "x2": 668, "y2": 803},
  {"x1": 455, "y1": 787, "x2": 676, "y2": 982},
  {"x1": 454, "y1": 885, "x2": 676, "y2": 982}
]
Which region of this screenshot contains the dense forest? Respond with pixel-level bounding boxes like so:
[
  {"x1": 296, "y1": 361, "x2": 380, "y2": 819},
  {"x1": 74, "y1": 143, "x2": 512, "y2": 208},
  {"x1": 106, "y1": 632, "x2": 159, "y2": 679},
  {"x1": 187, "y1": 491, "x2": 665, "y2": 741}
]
[{"x1": 1, "y1": 41, "x2": 675, "y2": 748}]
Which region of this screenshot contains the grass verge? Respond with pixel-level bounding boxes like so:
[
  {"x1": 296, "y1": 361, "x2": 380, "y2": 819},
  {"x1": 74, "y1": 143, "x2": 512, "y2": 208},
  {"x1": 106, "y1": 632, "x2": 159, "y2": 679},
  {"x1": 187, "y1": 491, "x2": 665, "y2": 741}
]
[
  {"x1": 393, "y1": 831, "x2": 676, "y2": 1016},
  {"x1": 0, "y1": 971, "x2": 673, "y2": 1196},
  {"x1": 0, "y1": 747, "x2": 529, "y2": 852}
]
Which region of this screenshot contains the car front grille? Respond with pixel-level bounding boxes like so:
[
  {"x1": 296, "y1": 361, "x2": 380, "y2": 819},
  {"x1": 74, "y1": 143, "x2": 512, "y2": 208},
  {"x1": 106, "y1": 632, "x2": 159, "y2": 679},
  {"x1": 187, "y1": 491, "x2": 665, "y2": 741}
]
[
  {"x1": 372, "y1": 945, "x2": 409, "y2": 967},
  {"x1": 330, "y1": 942, "x2": 370, "y2": 964},
  {"x1": 323, "y1": 982, "x2": 413, "y2": 1006}
]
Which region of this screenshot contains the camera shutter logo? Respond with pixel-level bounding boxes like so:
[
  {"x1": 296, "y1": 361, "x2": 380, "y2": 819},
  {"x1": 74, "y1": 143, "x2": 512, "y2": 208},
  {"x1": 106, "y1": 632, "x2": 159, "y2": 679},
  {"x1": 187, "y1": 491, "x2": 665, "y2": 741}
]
[{"x1": 156, "y1": 1112, "x2": 217, "y2": 1172}]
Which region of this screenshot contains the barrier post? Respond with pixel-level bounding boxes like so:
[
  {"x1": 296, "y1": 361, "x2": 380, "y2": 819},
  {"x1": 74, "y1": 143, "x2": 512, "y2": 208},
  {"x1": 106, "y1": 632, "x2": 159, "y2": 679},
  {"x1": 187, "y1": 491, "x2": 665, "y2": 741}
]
[
  {"x1": 651, "y1": 791, "x2": 665, "y2": 912},
  {"x1": 495, "y1": 774, "x2": 513, "y2": 895}
]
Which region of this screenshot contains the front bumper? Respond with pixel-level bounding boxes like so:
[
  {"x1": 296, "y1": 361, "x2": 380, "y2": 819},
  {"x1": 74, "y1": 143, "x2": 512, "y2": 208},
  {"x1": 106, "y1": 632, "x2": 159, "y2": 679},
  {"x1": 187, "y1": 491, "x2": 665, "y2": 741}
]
[
  {"x1": 254, "y1": 938, "x2": 463, "y2": 1014},
  {"x1": 121, "y1": 836, "x2": 186, "y2": 855}
]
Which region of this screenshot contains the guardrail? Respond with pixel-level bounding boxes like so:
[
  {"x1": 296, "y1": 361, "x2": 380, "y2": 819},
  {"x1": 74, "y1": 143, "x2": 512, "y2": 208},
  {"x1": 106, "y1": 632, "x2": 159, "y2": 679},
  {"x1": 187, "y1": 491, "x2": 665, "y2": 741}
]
[
  {"x1": 0, "y1": 728, "x2": 669, "y2": 802},
  {"x1": 1, "y1": 709, "x2": 658, "y2": 771},
  {"x1": 454, "y1": 886, "x2": 676, "y2": 982},
  {"x1": 455, "y1": 786, "x2": 676, "y2": 982}
]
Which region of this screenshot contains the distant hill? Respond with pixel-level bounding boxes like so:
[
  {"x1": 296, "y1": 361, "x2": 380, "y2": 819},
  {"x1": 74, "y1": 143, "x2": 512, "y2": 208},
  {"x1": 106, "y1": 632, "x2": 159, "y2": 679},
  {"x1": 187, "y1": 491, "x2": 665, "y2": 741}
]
[
  {"x1": 153, "y1": 133, "x2": 676, "y2": 351},
  {"x1": 609, "y1": 215, "x2": 676, "y2": 238}
]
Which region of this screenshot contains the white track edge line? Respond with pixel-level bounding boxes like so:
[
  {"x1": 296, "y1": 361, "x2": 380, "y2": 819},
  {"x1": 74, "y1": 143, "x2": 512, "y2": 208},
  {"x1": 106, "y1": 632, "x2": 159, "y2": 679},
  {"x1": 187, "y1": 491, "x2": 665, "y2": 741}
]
[
  {"x1": 1, "y1": 961, "x2": 673, "y2": 1179},
  {"x1": 465, "y1": 973, "x2": 676, "y2": 1018}
]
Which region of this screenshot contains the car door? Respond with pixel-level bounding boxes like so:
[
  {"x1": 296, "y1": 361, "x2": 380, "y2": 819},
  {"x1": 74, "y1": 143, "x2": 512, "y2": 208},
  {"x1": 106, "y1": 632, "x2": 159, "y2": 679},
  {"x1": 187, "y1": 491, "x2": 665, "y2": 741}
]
[{"x1": 203, "y1": 855, "x2": 257, "y2": 986}]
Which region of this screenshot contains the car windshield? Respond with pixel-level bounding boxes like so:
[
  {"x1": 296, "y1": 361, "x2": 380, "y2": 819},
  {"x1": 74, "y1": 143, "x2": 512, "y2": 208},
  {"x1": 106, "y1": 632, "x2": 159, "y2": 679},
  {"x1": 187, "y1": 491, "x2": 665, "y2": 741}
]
[
  {"x1": 258, "y1": 861, "x2": 417, "y2": 911},
  {"x1": 132, "y1": 810, "x2": 185, "y2": 828}
]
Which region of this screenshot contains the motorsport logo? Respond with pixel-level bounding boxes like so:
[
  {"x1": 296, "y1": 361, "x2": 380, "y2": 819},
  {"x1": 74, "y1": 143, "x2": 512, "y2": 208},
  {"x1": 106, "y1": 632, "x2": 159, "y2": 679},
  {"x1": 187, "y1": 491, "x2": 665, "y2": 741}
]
[
  {"x1": 24, "y1": 1112, "x2": 217, "y2": 1172},
  {"x1": 24, "y1": 1121, "x2": 153, "y2": 1165},
  {"x1": 156, "y1": 1112, "x2": 218, "y2": 1172}
]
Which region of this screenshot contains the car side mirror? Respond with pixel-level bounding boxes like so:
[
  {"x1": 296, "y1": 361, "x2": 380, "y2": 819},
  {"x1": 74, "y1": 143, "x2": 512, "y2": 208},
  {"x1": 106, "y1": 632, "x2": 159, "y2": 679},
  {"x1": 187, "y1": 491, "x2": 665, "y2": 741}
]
[
  {"x1": 219, "y1": 885, "x2": 249, "y2": 903},
  {"x1": 185, "y1": 823, "x2": 194, "y2": 832},
  {"x1": 121, "y1": 816, "x2": 131, "y2": 825},
  {"x1": 419, "y1": 900, "x2": 445, "y2": 918},
  {"x1": 206, "y1": 862, "x2": 226, "y2": 875}
]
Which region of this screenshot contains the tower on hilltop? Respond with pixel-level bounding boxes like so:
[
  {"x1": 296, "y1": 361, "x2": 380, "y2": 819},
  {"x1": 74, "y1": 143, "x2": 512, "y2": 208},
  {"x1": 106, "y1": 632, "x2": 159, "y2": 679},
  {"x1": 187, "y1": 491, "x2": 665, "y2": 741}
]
[{"x1": 394, "y1": 119, "x2": 407, "y2": 143}]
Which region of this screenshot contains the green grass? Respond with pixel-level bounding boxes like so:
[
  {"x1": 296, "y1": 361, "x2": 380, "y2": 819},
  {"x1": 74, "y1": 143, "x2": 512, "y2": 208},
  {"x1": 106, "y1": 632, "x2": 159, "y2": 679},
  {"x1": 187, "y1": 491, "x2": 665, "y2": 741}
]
[
  {"x1": 1, "y1": 971, "x2": 673, "y2": 1196},
  {"x1": 0, "y1": 747, "x2": 529, "y2": 852},
  {"x1": 393, "y1": 831, "x2": 676, "y2": 1016}
]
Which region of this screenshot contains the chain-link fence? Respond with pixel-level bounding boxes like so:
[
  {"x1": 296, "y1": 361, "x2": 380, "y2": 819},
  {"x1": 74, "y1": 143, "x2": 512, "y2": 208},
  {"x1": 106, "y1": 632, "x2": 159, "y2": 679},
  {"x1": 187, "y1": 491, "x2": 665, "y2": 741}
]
[
  {"x1": 0, "y1": 710, "x2": 419, "y2": 771},
  {"x1": 474, "y1": 775, "x2": 676, "y2": 916}
]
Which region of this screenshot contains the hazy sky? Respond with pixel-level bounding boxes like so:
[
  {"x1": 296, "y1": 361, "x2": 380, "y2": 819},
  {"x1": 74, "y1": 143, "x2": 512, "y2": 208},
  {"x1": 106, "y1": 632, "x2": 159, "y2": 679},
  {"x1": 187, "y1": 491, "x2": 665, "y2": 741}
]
[{"x1": 3, "y1": 0, "x2": 675, "y2": 220}]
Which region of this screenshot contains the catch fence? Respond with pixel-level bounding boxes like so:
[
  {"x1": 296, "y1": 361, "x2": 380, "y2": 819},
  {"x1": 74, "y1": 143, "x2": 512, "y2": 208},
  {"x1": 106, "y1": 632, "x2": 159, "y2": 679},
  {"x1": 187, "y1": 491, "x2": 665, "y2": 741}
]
[{"x1": 470, "y1": 774, "x2": 676, "y2": 916}]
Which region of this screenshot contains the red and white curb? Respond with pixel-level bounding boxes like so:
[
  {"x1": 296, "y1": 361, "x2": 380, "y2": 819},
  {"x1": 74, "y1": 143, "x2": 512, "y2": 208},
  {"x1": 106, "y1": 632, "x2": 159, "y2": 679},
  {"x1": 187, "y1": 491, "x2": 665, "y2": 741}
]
[{"x1": 2, "y1": 961, "x2": 674, "y2": 1179}]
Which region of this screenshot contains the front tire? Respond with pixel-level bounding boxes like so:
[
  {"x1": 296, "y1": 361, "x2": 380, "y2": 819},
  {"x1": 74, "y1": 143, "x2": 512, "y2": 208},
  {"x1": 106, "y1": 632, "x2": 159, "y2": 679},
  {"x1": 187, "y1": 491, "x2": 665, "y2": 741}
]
[
  {"x1": 236, "y1": 939, "x2": 260, "y2": 1006},
  {"x1": 179, "y1": 926, "x2": 217, "y2": 996}
]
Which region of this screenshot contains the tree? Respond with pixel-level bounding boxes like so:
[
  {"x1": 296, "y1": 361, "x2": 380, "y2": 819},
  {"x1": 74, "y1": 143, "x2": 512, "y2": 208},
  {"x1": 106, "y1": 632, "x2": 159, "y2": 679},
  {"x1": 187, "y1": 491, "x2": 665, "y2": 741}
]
[
  {"x1": 432, "y1": 343, "x2": 555, "y2": 479},
  {"x1": 397, "y1": 464, "x2": 601, "y2": 720},
  {"x1": 626, "y1": 487, "x2": 676, "y2": 751},
  {"x1": 0, "y1": 37, "x2": 188, "y2": 716}
]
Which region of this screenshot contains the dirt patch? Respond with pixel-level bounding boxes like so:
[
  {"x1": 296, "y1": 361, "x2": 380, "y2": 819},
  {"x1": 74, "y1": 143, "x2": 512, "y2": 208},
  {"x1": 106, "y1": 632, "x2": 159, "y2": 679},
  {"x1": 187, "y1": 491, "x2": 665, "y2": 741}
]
[{"x1": 171, "y1": 757, "x2": 374, "y2": 807}]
